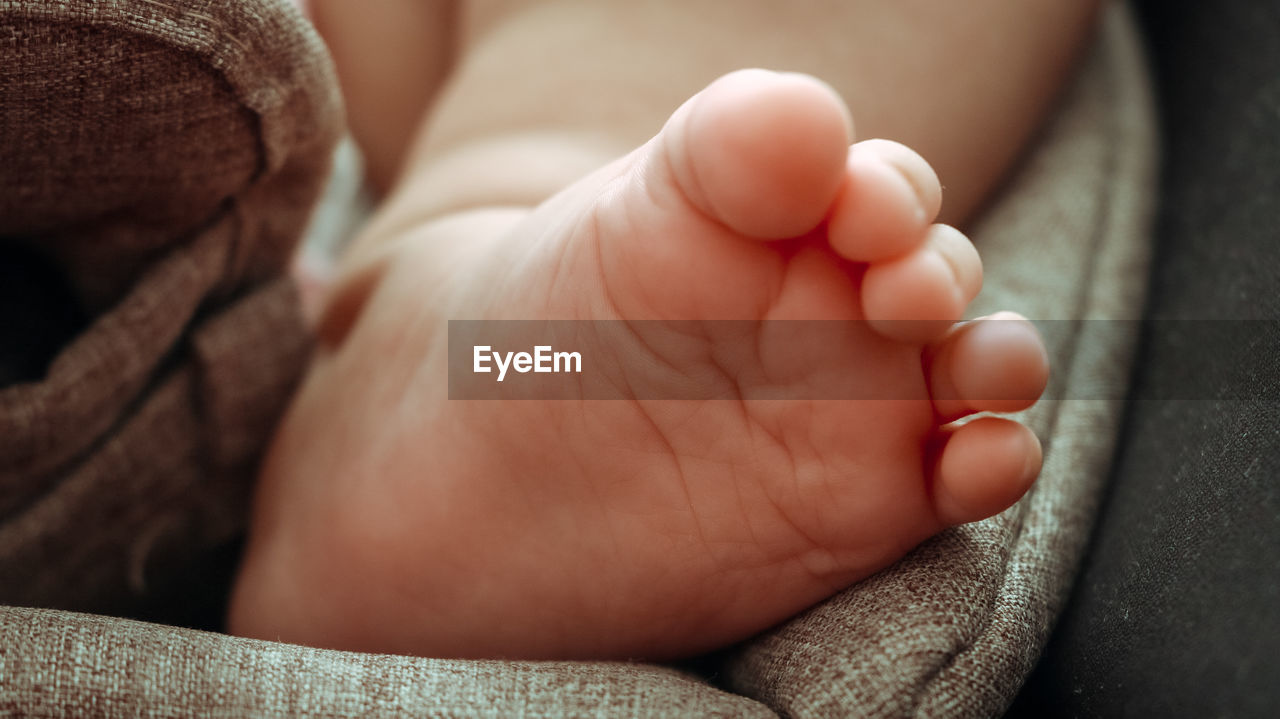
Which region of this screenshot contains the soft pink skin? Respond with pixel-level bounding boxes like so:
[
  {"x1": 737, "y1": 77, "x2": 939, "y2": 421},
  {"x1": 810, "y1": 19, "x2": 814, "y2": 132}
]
[{"x1": 229, "y1": 71, "x2": 1048, "y2": 660}]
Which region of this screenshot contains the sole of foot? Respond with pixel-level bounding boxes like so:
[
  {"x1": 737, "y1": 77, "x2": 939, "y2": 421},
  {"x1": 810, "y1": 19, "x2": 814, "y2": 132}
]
[{"x1": 229, "y1": 69, "x2": 1049, "y2": 661}]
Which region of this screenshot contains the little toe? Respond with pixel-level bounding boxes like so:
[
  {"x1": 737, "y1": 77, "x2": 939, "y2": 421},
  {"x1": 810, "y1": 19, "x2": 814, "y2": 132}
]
[
  {"x1": 861, "y1": 224, "x2": 983, "y2": 344},
  {"x1": 931, "y1": 417, "x2": 1042, "y2": 526},
  {"x1": 926, "y1": 312, "x2": 1050, "y2": 420},
  {"x1": 655, "y1": 69, "x2": 852, "y2": 240},
  {"x1": 829, "y1": 139, "x2": 942, "y2": 263}
]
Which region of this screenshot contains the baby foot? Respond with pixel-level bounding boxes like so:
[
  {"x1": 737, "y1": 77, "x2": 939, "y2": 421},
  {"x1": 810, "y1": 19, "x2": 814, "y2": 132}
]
[{"x1": 229, "y1": 70, "x2": 1048, "y2": 660}]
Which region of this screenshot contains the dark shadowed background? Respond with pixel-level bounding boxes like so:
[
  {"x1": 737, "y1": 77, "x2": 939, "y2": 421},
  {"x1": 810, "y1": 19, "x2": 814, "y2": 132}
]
[{"x1": 1009, "y1": 0, "x2": 1280, "y2": 715}]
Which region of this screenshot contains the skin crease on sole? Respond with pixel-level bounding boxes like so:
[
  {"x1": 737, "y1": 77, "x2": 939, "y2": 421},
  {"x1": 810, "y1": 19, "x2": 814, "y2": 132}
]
[{"x1": 227, "y1": 70, "x2": 1050, "y2": 661}]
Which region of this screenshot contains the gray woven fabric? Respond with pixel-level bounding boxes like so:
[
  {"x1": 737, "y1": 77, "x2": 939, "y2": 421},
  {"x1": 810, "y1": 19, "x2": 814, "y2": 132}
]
[
  {"x1": 719, "y1": 5, "x2": 1157, "y2": 717},
  {"x1": 0, "y1": 607, "x2": 773, "y2": 718},
  {"x1": 0, "y1": 1, "x2": 1154, "y2": 717}
]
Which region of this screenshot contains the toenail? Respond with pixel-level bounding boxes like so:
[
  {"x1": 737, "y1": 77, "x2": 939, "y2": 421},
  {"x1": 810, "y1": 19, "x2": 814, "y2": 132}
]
[
  {"x1": 991, "y1": 313, "x2": 1050, "y2": 371},
  {"x1": 927, "y1": 225, "x2": 981, "y2": 296},
  {"x1": 1019, "y1": 430, "x2": 1044, "y2": 484},
  {"x1": 856, "y1": 139, "x2": 941, "y2": 221},
  {"x1": 889, "y1": 165, "x2": 930, "y2": 225}
]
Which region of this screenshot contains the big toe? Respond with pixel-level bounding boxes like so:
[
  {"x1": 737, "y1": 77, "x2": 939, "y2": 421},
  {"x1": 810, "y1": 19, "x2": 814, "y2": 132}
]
[{"x1": 655, "y1": 69, "x2": 852, "y2": 239}]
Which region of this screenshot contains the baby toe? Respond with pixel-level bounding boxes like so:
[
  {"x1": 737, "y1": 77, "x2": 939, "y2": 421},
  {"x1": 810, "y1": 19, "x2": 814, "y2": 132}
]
[
  {"x1": 930, "y1": 417, "x2": 1042, "y2": 526},
  {"x1": 860, "y1": 224, "x2": 982, "y2": 344},
  {"x1": 829, "y1": 139, "x2": 942, "y2": 263},
  {"x1": 925, "y1": 312, "x2": 1049, "y2": 420}
]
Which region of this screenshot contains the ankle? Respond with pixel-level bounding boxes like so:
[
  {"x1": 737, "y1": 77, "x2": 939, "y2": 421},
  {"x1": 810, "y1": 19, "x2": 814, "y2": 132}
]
[{"x1": 374, "y1": 130, "x2": 631, "y2": 234}]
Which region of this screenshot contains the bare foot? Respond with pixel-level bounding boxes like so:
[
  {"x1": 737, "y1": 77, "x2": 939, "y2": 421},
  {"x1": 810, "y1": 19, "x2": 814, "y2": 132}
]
[{"x1": 228, "y1": 70, "x2": 1049, "y2": 660}]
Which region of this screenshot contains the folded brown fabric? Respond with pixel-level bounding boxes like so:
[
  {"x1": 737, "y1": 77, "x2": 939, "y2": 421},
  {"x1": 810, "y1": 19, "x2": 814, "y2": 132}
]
[{"x1": 0, "y1": 0, "x2": 342, "y2": 617}]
